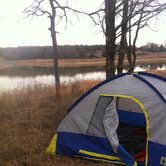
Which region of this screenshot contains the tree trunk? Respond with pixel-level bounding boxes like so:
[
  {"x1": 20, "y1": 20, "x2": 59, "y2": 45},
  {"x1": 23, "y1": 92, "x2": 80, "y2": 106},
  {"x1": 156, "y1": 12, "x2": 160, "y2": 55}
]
[
  {"x1": 51, "y1": 25, "x2": 60, "y2": 97},
  {"x1": 127, "y1": 45, "x2": 133, "y2": 74},
  {"x1": 117, "y1": 0, "x2": 128, "y2": 75},
  {"x1": 49, "y1": 0, "x2": 60, "y2": 97},
  {"x1": 105, "y1": 0, "x2": 116, "y2": 79},
  {"x1": 127, "y1": 19, "x2": 133, "y2": 74},
  {"x1": 129, "y1": 12, "x2": 143, "y2": 73}
]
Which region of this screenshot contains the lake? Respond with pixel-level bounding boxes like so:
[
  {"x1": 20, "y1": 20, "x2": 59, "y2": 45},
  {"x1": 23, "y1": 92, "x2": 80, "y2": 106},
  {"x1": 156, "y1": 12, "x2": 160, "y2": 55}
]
[{"x1": 0, "y1": 64, "x2": 165, "y2": 92}]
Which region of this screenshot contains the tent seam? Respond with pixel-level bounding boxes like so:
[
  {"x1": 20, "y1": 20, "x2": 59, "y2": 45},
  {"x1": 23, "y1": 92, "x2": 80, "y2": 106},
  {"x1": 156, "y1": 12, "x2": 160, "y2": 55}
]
[
  {"x1": 67, "y1": 73, "x2": 127, "y2": 113},
  {"x1": 138, "y1": 72, "x2": 166, "y2": 82},
  {"x1": 133, "y1": 74, "x2": 166, "y2": 104}
]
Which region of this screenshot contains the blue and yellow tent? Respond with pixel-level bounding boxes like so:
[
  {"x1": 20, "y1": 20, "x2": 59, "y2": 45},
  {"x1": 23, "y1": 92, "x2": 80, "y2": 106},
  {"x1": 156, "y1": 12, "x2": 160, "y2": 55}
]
[{"x1": 47, "y1": 72, "x2": 166, "y2": 166}]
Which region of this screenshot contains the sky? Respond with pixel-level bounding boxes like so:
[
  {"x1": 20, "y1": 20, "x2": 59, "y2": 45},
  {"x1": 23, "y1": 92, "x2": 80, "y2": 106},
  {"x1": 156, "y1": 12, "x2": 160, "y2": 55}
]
[{"x1": 0, "y1": 0, "x2": 166, "y2": 48}]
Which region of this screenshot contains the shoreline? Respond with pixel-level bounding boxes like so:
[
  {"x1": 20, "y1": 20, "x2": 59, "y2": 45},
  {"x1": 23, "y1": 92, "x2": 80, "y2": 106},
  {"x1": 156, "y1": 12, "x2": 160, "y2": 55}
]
[{"x1": 0, "y1": 54, "x2": 166, "y2": 70}]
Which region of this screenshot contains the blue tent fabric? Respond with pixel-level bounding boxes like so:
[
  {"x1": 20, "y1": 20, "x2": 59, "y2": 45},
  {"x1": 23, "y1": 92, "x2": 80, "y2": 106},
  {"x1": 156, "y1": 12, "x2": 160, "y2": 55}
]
[
  {"x1": 56, "y1": 132, "x2": 143, "y2": 165},
  {"x1": 117, "y1": 145, "x2": 136, "y2": 166},
  {"x1": 118, "y1": 110, "x2": 146, "y2": 127},
  {"x1": 148, "y1": 141, "x2": 166, "y2": 166},
  {"x1": 56, "y1": 132, "x2": 118, "y2": 157}
]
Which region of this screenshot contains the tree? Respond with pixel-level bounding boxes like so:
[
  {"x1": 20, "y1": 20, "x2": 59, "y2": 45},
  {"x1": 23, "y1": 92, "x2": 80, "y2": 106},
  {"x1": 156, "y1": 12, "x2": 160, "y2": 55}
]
[
  {"x1": 24, "y1": 0, "x2": 62, "y2": 97},
  {"x1": 126, "y1": 0, "x2": 166, "y2": 73},
  {"x1": 24, "y1": 0, "x2": 105, "y2": 94},
  {"x1": 159, "y1": 44, "x2": 166, "y2": 52},
  {"x1": 49, "y1": 0, "x2": 60, "y2": 97},
  {"x1": 24, "y1": 0, "x2": 166, "y2": 81},
  {"x1": 105, "y1": 0, "x2": 166, "y2": 76},
  {"x1": 24, "y1": 0, "x2": 86, "y2": 97},
  {"x1": 140, "y1": 42, "x2": 165, "y2": 52},
  {"x1": 117, "y1": 0, "x2": 129, "y2": 74},
  {"x1": 105, "y1": 0, "x2": 116, "y2": 77}
]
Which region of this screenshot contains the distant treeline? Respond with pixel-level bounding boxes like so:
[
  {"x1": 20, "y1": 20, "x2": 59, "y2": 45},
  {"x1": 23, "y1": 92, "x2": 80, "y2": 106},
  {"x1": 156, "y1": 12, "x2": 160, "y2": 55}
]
[
  {"x1": 0, "y1": 43, "x2": 165, "y2": 60},
  {"x1": 139, "y1": 43, "x2": 166, "y2": 52},
  {"x1": 0, "y1": 45, "x2": 105, "y2": 60}
]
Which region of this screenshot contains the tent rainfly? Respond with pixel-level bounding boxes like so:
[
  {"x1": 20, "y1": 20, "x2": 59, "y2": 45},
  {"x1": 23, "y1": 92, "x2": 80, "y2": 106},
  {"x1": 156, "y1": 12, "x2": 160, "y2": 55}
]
[{"x1": 47, "y1": 72, "x2": 166, "y2": 166}]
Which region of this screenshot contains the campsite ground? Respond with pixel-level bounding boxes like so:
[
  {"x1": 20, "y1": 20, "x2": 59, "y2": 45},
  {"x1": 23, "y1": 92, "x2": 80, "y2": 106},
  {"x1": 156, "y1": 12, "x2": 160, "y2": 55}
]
[
  {"x1": 0, "y1": 70, "x2": 165, "y2": 166},
  {"x1": 0, "y1": 80, "x2": 116, "y2": 166}
]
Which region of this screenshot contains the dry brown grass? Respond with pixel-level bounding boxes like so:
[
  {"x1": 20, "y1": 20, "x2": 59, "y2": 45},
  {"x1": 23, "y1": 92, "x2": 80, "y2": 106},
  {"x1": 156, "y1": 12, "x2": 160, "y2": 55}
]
[
  {"x1": 0, "y1": 80, "x2": 116, "y2": 166},
  {"x1": 0, "y1": 71, "x2": 165, "y2": 166},
  {"x1": 146, "y1": 70, "x2": 166, "y2": 77},
  {"x1": 0, "y1": 53, "x2": 166, "y2": 70}
]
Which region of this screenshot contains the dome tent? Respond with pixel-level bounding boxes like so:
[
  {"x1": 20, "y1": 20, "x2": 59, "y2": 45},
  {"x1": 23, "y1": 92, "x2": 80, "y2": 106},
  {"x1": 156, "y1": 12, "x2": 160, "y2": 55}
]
[{"x1": 47, "y1": 72, "x2": 166, "y2": 166}]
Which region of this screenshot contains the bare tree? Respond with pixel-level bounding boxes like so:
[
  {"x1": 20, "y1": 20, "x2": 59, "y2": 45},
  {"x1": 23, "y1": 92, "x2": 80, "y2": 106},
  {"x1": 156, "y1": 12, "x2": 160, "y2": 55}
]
[
  {"x1": 105, "y1": 0, "x2": 116, "y2": 77},
  {"x1": 104, "y1": 0, "x2": 166, "y2": 76},
  {"x1": 49, "y1": 0, "x2": 60, "y2": 97},
  {"x1": 24, "y1": 0, "x2": 63, "y2": 97},
  {"x1": 24, "y1": 0, "x2": 106, "y2": 93},
  {"x1": 127, "y1": 0, "x2": 166, "y2": 73},
  {"x1": 117, "y1": 0, "x2": 129, "y2": 74},
  {"x1": 24, "y1": 0, "x2": 166, "y2": 83},
  {"x1": 24, "y1": 0, "x2": 90, "y2": 97},
  {"x1": 66, "y1": 0, "x2": 166, "y2": 77}
]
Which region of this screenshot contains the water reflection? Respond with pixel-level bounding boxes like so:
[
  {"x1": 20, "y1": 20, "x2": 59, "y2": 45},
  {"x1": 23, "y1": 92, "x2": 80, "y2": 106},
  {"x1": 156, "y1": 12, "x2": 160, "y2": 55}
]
[
  {"x1": 0, "y1": 64, "x2": 165, "y2": 92},
  {"x1": 0, "y1": 66, "x2": 103, "y2": 77},
  {"x1": 0, "y1": 72, "x2": 105, "y2": 92}
]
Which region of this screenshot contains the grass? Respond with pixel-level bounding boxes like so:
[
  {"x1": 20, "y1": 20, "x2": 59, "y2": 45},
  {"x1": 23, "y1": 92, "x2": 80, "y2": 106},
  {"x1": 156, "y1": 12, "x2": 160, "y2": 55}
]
[
  {"x1": 0, "y1": 71, "x2": 165, "y2": 166},
  {"x1": 0, "y1": 80, "x2": 116, "y2": 166},
  {"x1": 0, "y1": 53, "x2": 166, "y2": 70},
  {"x1": 146, "y1": 70, "x2": 166, "y2": 77}
]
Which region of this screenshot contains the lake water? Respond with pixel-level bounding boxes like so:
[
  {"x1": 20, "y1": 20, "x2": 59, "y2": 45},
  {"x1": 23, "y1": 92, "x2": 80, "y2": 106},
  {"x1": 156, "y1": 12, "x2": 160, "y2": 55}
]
[{"x1": 0, "y1": 64, "x2": 165, "y2": 92}]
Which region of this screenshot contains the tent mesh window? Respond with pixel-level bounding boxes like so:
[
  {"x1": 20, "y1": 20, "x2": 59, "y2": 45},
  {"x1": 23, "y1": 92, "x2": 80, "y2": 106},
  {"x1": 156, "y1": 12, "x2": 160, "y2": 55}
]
[{"x1": 86, "y1": 96, "x2": 113, "y2": 136}]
